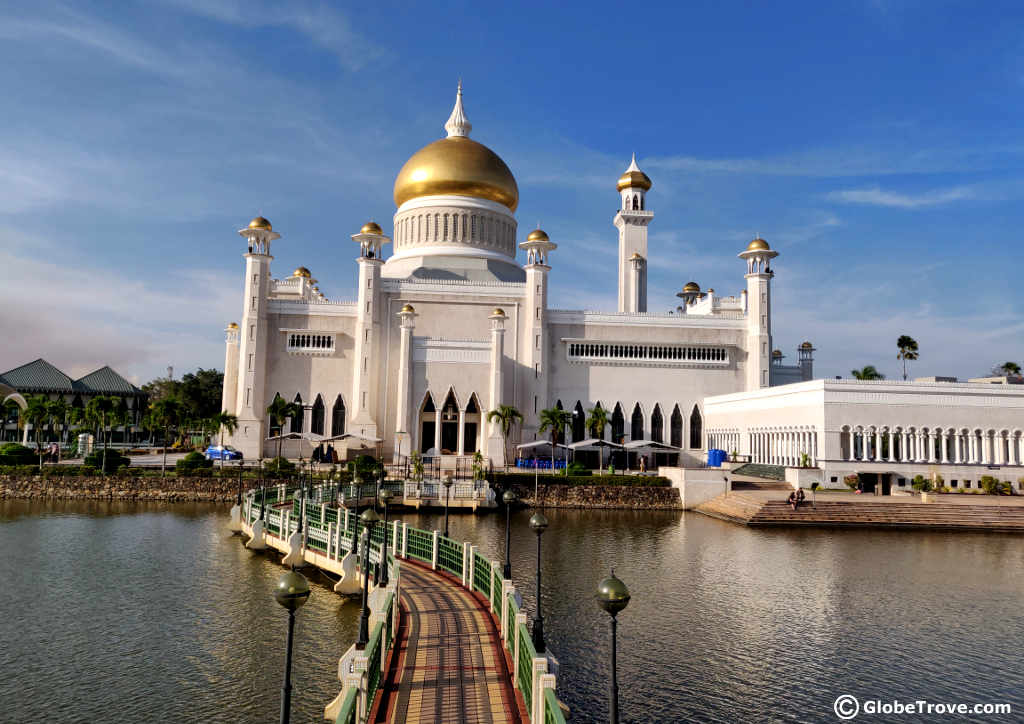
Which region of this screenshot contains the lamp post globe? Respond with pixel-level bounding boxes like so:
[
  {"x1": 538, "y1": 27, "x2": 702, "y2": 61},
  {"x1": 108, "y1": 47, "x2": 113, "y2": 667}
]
[
  {"x1": 596, "y1": 571, "x2": 630, "y2": 724},
  {"x1": 502, "y1": 490, "x2": 517, "y2": 579},
  {"x1": 275, "y1": 570, "x2": 310, "y2": 724},
  {"x1": 442, "y1": 475, "x2": 454, "y2": 538},
  {"x1": 529, "y1": 511, "x2": 549, "y2": 653},
  {"x1": 379, "y1": 489, "x2": 393, "y2": 585}
]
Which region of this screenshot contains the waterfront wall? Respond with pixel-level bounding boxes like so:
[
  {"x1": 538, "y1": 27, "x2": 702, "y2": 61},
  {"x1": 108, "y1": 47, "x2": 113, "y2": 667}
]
[
  {"x1": 504, "y1": 482, "x2": 682, "y2": 509},
  {"x1": 0, "y1": 475, "x2": 239, "y2": 502}
]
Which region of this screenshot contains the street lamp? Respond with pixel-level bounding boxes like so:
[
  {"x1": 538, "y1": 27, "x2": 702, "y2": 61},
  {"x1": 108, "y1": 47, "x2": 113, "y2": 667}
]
[
  {"x1": 351, "y1": 471, "x2": 363, "y2": 556},
  {"x1": 356, "y1": 507, "x2": 380, "y2": 649},
  {"x1": 596, "y1": 570, "x2": 631, "y2": 724},
  {"x1": 529, "y1": 511, "x2": 549, "y2": 653},
  {"x1": 502, "y1": 489, "x2": 517, "y2": 579},
  {"x1": 379, "y1": 489, "x2": 393, "y2": 585},
  {"x1": 442, "y1": 475, "x2": 453, "y2": 538},
  {"x1": 236, "y1": 459, "x2": 244, "y2": 506},
  {"x1": 275, "y1": 569, "x2": 311, "y2": 724}
]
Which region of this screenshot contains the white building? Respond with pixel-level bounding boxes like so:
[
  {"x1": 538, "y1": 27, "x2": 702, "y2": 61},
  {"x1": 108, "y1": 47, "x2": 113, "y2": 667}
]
[
  {"x1": 705, "y1": 379, "x2": 1024, "y2": 492},
  {"x1": 220, "y1": 85, "x2": 812, "y2": 464}
]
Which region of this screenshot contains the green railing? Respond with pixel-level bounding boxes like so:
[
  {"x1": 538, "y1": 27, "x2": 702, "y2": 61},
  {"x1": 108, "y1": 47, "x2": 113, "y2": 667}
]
[
  {"x1": 473, "y1": 551, "x2": 490, "y2": 594},
  {"x1": 544, "y1": 687, "x2": 566, "y2": 724},
  {"x1": 491, "y1": 567, "x2": 502, "y2": 610},
  {"x1": 365, "y1": 621, "x2": 384, "y2": 711},
  {"x1": 517, "y1": 623, "x2": 536, "y2": 707},
  {"x1": 438, "y1": 537, "x2": 463, "y2": 577},
  {"x1": 333, "y1": 687, "x2": 357, "y2": 724},
  {"x1": 406, "y1": 527, "x2": 433, "y2": 563}
]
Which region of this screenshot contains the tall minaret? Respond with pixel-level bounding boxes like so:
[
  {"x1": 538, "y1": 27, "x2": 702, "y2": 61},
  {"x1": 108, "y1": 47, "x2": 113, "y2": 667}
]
[
  {"x1": 487, "y1": 308, "x2": 508, "y2": 465},
  {"x1": 738, "y1": 237, "x2": 779, "y2": 390},
  {"x1": 233, "y1": 216, "x2": 281, "y2": 458},
  {"x1": 221, "y1": 323, "x2": 240, "y2": 416},
  {"x1": 614, "y1": 154, "x2": 653, "y2": 313},
  {"x1": 519, "y1": 227, "x2": 557, "y2": 437},
  {"x1": 349, "y1": 222, "x2": 391, "y2": 439}
]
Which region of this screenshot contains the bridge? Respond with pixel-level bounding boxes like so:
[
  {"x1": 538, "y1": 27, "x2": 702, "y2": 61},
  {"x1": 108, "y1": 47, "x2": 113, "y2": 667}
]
[{"x1": 232, "y1": 484, "x2": 567, "y2": 724}]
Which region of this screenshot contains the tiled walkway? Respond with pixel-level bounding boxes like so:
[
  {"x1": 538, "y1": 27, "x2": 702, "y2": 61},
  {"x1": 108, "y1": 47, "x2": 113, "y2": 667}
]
[{"x1": 375, "y1": 563, "x2": 522, "y2": 724}]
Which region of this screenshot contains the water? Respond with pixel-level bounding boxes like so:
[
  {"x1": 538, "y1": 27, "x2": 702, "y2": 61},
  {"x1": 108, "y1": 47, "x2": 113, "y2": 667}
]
[{"x1": 2, "y1": 501, "x2": 1023, "y2": 723}]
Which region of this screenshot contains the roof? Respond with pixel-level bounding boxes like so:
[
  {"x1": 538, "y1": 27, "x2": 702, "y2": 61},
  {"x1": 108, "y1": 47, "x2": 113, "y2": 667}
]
[
  {"x1": 74, "y1": 366, "x2": 142, "y2": 395},
  {"x1": 0, "y1": 358, "x2": 75, "y2": 392}
]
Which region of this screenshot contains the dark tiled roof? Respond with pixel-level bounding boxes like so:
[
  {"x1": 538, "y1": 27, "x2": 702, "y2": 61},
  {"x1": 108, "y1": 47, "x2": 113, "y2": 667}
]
[
  {"x1": 74, "y1": 366, "x2": 142, "y2": 395},
  {"x1": 0, "y1": 358, "x2": 75, "y2": 392}
]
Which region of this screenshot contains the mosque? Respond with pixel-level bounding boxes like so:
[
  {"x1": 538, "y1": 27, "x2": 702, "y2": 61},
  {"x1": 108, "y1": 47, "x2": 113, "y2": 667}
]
[{"x1": 219, "y1": 84, "x2": 816, "y2": 466}]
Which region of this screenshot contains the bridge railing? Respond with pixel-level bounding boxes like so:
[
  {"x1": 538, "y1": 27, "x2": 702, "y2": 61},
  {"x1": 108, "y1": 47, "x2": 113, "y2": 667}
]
[{"x1": 239, "y1": 488, "x2": 565, "y2": 724}]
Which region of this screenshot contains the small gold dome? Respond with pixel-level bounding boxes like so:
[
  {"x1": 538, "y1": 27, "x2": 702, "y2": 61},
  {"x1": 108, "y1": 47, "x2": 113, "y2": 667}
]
[
  {"x1": 800, "y1": 341, "x2": 813, "y2": 349},
  {"x1": 360, "y1": 221, "x2": 383, "y2": 235},
  {"x1": 616, "y1": 170, "x2": 652, "y2": 192},
  {"x1": 293, "y1": 266, "x2": 311, "y2": 278},
  {"x1": 526, "y1": 228, "x2": 549, "y2": 242},
  {"x1": 394, "y1": 136, "x2": 519, "y2": 211},
  {"x1": 400, "y1": 304, "x2": 415, "y2": 313},
  {"x1": 227, "y1": 322, "x2": 238, "y2": 329},
  {"x1": 747, "y1": 237, "x2": 770, "y2": 251},
  {"x1": 772, "y1": 349, "x2": 783, "y2": 358},
  {"x1": 248, "y1": 216, "x2": 272, "y2": 231},
  {"x1": 491, "y1": 307, "x2": 506, "y2": 317},
  {"x1": 683, "y1": 281, "x2": 700, "y2": 293},
  {"x1": 630, "y1": 252, "x2": 643, "y2": 260}
]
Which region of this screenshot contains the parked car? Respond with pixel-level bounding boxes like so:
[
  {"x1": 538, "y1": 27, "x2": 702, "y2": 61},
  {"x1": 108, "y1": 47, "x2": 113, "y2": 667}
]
[{"x1": 205, "y1": 445, "x2": 244, "y2": 461}]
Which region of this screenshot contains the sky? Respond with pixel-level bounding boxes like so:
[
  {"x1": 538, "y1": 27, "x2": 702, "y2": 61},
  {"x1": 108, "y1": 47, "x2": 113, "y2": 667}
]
[{"x1": 0, "y1": 0, "x2": 1022, "y2": 384}]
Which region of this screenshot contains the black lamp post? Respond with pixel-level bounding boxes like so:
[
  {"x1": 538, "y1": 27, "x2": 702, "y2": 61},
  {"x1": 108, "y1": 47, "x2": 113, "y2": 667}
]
[
  {"x1": 356, "y1": 507, "x2": 380, "y2": 649},
  {"x1": 275, "y1": 569, "x2": 311, "y2": 724},
  {"x1": 502, "y1": 489, "x2": 517, "y2": 579},
  {"x1": 379, "y1": 489, "x2": 392, "y2": 585},
  {"x1": 442, "y1": 475, "x2": 453, "y2": 538},
  {"x1": 259, "y1": 482, "x2": 267, "y2": 521},
  {"x1": 529, "y1": 511, "x2": 549, "y2": 653},
  {"x1": 236, "y1": 459, "x2": 244, "y2": 506},
  {"x1": 351, "y1": 472, "x2": 362, "y2": 556},
  {"x1": 596, "y1": 570, "x2": 630, "y2": 724}
]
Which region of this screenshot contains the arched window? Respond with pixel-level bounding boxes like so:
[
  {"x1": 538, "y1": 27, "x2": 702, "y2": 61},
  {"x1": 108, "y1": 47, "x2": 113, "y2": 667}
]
[
  {"x1": 632, "y1": 195, "x2": 639, "y2": 210},
  {"x1": 689, "y1": 405, "x2": 702, "y2": 449},
  {"x1": 611, "y1": 403, "x2": 625, "y2": 443},
  {"x1": 572, "y1": 401, "x2": 586, "y2": 442},
  {"x1": 631, "y1": 403, "x2": 644, "y2": 441},
  {"x1": 651, "y1": 404, "x2": 664, "y2": 443},
  {"x1": 310, "y1": 394, "x2": 325, "y2": 436},
  {"x1": 290, "y1": 394, "x2": 304, "y2": 433},
  {"x1": 269, "y1": 393, "x2": 283, "y2": 435},
  {"x1": 670, "y1": 405, "x2": 683, "y2": 448},
  {"x1": 331, "y1": 395, "x2": 346, "y2": 436}
]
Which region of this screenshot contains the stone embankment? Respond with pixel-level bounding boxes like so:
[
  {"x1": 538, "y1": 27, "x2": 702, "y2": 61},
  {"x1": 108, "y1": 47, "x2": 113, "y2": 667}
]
[
  {"x1": 504, "y1": 482, "x2": 682, "y2": 510},
  {"x1": 0, "y1": 475, "x2": 239, "y2": 502}
]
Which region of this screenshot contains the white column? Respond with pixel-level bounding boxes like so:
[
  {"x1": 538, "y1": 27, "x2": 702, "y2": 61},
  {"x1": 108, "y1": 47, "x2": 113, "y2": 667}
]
[
  {"x1": 917, "y1": 431, "x2": 926, "y2": 462},
  {"x1": 995, "y1": 433, "x2": 1005, "y2": 465},
  {"x1": 887, "y1": 431, "x2": 895, "y2": 462},
  {"x1": 981, "y1": 432, "x2": 990, "y2": 464},
  {"x1": 872, "y1": 428, "x2": 880, "y2": 462},
  {"x1": 940, "y1": 430, "x2": 949, "y2": 464},
  {"x1": 926, "y1": 432, "x2": 936, "y2": 463},
  {"x1": 434, "y1": 408, "x2": 442, "y2": 454},
  {"x1": 955, "y1": 432, "x2": 963, "y2": 464},
  {"x1": 394, "y1": 306, "x2": 417, "y2": 460},
  {"x1": 969, "y1": 433, "x2": 977, "y2": 464},
  {"x1": 457, "y1": 408, "x2": 466, "y2": 456},
  {"x1": 486, "y1": 310, "x2": 508, "y2": 464},
  {"x1": 847, "y1": 429, "x2": 855, "y2": 461}
]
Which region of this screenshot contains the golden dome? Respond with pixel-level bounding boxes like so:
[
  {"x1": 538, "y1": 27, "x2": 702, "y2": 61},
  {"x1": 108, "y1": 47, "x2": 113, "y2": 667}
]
[
  {"x1": 491, "y1": 307, "x2": 506, "y2": 317},
  {"x1": 248, "y1": 216, "x2": 272, "y2": 231},
  {"x1": 526, "y1": 228, "x2": 550, "y2": 242},
  {"x1": 616, "y1": 153, "x2": 652, "y2": 192},
  {"x1": 747, "y1": 237, "x2": 770, "y2": 251},
  {"x1": 360, "y1": 221, "x2": 383, "y2": 235},
  {"x1": 683, "y1": 281, "x2": 700, "y2": 293},
  {"x1": 393, "y1": 136, "x2": 519, "y2": 211},
  {"x1": 293, "y1": 266, "x2": 311, "y2": 278},
  {"x1": 227, "y1": 322, "x2": 238, "y2": 329},
  {"x1": 400, "y1": 304, "x2": 415, "y2": 313},
  {"x1": 772, "y1": 349, "x2": 783, "y2": 358},
  {"x1": 800, "y1": 341, "x2": 813, "y2": 349}
]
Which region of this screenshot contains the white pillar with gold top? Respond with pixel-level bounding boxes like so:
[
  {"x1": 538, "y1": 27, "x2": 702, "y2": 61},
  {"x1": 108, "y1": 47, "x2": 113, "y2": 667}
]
[
  {"x1": 393, "y1": 304, "x2": 416, "y2": 462},
  {"x1": 486, "y1": 308, "x2": 507, "y2": 466}
]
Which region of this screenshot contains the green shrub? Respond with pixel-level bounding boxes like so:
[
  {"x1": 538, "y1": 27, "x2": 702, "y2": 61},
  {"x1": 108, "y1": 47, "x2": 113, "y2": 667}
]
[
  {"x1": 564, "y1": 461, "x2": 590, "y2": 477},
  {"x1": 843, "y1": 474, "x2": 859, "y2": 491},
  {"x1": 980, "y1": 476, "x2": 1008, "y2": 496},
  {"x1": 84, "y1": 450, "x2": 131, "y2": 473},
  {"x1": 0, "y1": 443, "x2": 36, "y2": 466},
  {"x1": 176, "y1": 451, "x2": 213, "y2": 474},
  {"x1": 911, "y1": 475, "x2": 933, "y2": 493},
  {"x1": 265, "y1": 456, "x2": 296, "y2": 477}
]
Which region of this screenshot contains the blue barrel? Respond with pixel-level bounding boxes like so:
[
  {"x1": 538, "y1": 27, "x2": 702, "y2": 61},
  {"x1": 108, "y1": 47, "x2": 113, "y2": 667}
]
[{"x1": 708, "y1": 448, "x2": 726, "y2": 467}]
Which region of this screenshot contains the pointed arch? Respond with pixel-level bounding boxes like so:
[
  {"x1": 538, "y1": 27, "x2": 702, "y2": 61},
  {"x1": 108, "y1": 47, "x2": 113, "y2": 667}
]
[
  {"x1": 632, "y1": 195, "x2": 639, "y2": 210},
  {"x1": 290, "y1": 393, "x2": 304, "y2": 433},
  {"x1": 466, "y1": 394, "x2": 480, "y2": 413},
  {"x1": 670, "y1": 404, "x2": 683, "y2": 448},
  {"x1": 689, "y1": 404, "x2": 703, "y2": 449},
  {"x1": 611, "y1": 403, "x2": 625, "y2": 443},
  {"x1": 331, "y1": 395, "x2": 346, "y2": 436},
  {"x1": 651, "y1": 404, "x2": 664, "y2": 444},
  {"x1": 421, "y1": 391, "x2": 436, "y2": 413},
  {"x1": 630, "y1": 403, "x2": 644, "y2": 441},
  {"x1": 572, "y1": 401, "x2": 585, "y2": 441},
  {"x1": 310, "y1": 394, "x2": 325, "y2": 436}
]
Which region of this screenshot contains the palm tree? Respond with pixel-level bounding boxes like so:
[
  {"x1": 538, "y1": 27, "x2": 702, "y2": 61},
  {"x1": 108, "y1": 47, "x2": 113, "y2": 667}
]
[
  {"x1": 267, "y1": 396, "x2": 302, "y2": 461},
  {"x1": 586, "y1": 405, "x2": 611, "y2": 473},
  {"x1": 149, "y1": 397, "x2": 183, "y2": 478},
  {"x1": 995, "y1": 361, "x2": 1021, "y2": 377},
  {"x1": 538, "y1": 407, "x2": 571, "y2": 474},
  {"x1": 851, "y1": 366, "x2": 885, "y2": 380},
  {"x1": 45, "y1": 398, "x2": 68, "y2": 460},
  {"x1": 896, "y1": 335, "x2": 919, "y2": 380},
  {"x1": 24, "y1": 395, "x2": 49, "y2": 470},
  {"x1": 86, "y1": 396, "x2": 115, "y2": 474},
  {"x1": 485, "y1": 405, "x2": 523, "y2": 472},
  {"x1": 212, "y1": 410, "x2": 239, "y2": 470}
]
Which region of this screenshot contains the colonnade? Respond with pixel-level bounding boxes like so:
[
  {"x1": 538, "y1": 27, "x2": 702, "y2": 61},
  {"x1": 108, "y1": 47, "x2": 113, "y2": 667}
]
[
  {"x1": 842, "y1": 426, "x2": 1024, "y2": 466},
  {"x1": 748, "y1": 428, "x2": 819, "y2": 466},
  {"x1": 707, "y1": 429, "x2": 741, "y2": 455}
]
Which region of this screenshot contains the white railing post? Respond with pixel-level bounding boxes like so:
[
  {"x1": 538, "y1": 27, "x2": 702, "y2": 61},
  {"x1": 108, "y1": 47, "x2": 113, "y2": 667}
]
[
  {"x1": 539, "y1": 673, "x2": 557, "y2": 722},
  {"x1": 320, "y1": 503, "x2": 326, "y2": 528},
  {"x1": 344, "y1": 507, "x2": 351, "y2": 541},
  {"x1": 464, "y1": 543, "x2": 475, "y2": 588},
  {"x1": 490, "y1": 560, "x2": 501, "y2": 613},
  {"x1": 431, "y1": 530, "x2": 439, "y2": 570},
  {"x1": 282, "y1": 510, "x2": 289, "y2": 539},
  {"x1": 513, "y1": 612, "x2": 528, "y2": 688},
  {"x1": 400, "y1": 522, "x2": 408, "y2": 558},
  {"x1": 532, "y1": 657, "x2": 549, "y2": 723},
  {"x1": 501, "y1": 581, "x2": 514, "y2": 640}
]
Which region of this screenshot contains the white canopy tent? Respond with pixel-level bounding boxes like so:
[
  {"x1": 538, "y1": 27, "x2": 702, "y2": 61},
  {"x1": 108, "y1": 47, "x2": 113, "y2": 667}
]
[{"x1": 567, "y1": 438, "x2": 624, "y2": 472}]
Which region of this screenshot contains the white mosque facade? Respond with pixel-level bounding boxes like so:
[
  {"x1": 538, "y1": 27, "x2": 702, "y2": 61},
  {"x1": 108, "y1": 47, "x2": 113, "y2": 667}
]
[{"x1": 220, "y1": 86, "x2": 814, "y2": 466}]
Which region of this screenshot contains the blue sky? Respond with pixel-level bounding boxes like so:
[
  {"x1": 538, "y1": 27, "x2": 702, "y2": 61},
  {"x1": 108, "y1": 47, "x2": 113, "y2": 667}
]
[{"x1": 1, "y1": 0, "x2": 1021, "y2": 383}]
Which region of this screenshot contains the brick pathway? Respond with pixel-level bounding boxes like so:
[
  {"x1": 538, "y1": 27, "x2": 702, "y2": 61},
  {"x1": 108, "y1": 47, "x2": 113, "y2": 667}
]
[{"x1": 374, "y1": 562, "x2": 522, "y2": 724}]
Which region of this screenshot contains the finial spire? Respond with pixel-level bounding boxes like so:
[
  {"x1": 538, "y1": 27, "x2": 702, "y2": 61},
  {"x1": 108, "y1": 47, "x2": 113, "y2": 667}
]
[
  {"x1": 444, "y1": 80, "x2": 472, "y2": 138},
  {"x1": 627, "y1": 152, "x2": 640, "y2": 171}
]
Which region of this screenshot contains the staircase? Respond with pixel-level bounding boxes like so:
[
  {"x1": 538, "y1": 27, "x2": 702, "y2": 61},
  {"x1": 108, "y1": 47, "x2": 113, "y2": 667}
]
[
  {"x1": 730, "y1": 463, "x2": 786, "y2": 481},
  {"x1": 731, "y1": 480, "x2": 792, "y2": 492},
  {"x1": 694, "y1": 494, "x2": 765, "y2": 524}
]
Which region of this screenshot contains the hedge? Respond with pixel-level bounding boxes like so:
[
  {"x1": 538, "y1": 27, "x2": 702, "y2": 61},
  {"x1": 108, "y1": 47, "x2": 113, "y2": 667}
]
[
  {"x1": 0, "y1": 443, "x2": 36, "y2": 466},
  {"x1": 491, "y1": 472, "x2": 670, "y2": 488}
]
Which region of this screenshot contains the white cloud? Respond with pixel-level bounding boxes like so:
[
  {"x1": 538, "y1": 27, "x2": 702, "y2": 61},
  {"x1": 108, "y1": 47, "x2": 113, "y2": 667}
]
[{"x1": 825, "y1": 185, "x2": 979, "y2": 208}]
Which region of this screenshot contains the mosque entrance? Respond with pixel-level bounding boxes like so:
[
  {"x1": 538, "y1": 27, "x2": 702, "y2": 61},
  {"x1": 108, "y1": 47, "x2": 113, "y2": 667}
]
[{"x1": 441, "y1": 394, "x2": 459, "y2": 454}]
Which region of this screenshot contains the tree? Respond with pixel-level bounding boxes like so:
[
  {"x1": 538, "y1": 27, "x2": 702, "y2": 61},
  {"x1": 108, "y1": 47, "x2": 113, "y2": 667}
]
[
  {"x1": 149, "y1": 397, "x2": 183, "y2": 479},
  {"x1": 980, "y1": 476, "x2": 1008, "y2": 496},
  {"x1": 266, "y1": 396, "x2": 302, "y2": 460},
  {"x1": 537, "y1": 407, "x2": 571, "y2": 474},
  {"x1": 178, "y1": 368, "x2": 225, "y2": 421},
  {"x1": 24, "y1": 395, "x2": 49, "y2": 470},
  {"x1": 46, "y1": 398, "x2": 68, "y2": 446},
  {"x1": 992, "y1": 362, "x2": 1021, "y2": 377},
  {"x1": 896, "y1": 336, "x2": 919, "y2": 381},
  {"x1": 86, "y1": 396, "x2": 115, "y2": 475},
  {"x1": 485, "y1": 405, "x2": 523, "y2": 472},
  {"x1": 586, "y1": 405, "x2": 611, "y2": 473},
  {"x1": 212, "y1": 411, "x2": 239, "y2": 470},
  {"x1": 851, "y1": 365, "x2": 885, "y2": 380}
]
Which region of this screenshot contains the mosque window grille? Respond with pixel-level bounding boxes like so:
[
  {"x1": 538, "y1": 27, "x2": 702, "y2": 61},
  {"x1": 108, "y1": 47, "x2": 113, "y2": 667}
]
[
  {"x1": 566, "y1": 342, "x2": 729, "y2": 365},
  {"x1": 286, "y1": 333, "x2": 336, "y2": 355}
]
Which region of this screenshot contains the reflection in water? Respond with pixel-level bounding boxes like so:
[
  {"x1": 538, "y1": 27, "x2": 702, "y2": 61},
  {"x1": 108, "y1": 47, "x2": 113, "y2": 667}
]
[{"x1": 2, "y1": 500, "x2": 1024, "y2": 723}]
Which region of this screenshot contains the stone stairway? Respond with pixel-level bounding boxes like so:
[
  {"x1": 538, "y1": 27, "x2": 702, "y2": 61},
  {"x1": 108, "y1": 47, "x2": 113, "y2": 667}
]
[
  {"x1": 731, "y1": 480, "x2": 792, "y2": 492},
  {"x1": 729, "y1": 463, "x2": 786, "y2": 481},
  {"x1": 694, "y1": 494, "x2": 765, "y2": 523}
]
